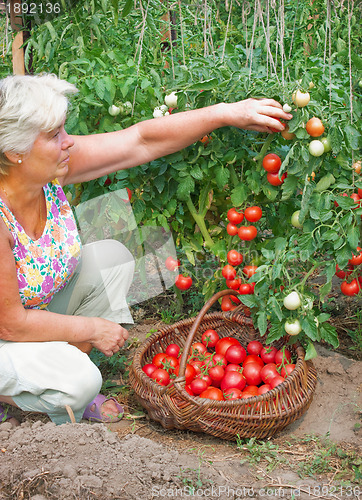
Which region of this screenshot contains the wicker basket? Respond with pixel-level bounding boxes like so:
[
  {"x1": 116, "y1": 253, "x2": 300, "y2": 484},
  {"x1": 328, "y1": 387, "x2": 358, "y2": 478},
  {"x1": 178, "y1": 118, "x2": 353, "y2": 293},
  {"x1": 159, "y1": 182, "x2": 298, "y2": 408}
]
[{"x1": 129, "y1": 290, "x2": 317, "y2": 440}]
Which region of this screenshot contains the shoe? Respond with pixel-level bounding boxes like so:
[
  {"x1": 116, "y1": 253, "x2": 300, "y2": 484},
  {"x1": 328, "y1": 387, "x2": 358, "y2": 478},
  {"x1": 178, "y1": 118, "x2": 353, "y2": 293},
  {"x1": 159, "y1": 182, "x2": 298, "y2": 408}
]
[
  {"x1": 0, "y1": 404, "x2": 19, "y2": 426},
  {"x1": 82, "y1": 394, "x2": 124, "y2": 423}
]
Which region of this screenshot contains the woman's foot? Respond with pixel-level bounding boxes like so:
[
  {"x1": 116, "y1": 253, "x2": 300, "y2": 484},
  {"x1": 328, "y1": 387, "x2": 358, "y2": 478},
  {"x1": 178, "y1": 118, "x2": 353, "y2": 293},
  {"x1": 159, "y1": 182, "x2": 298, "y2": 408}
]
[
  {"x1": 0, "y1": 405, "x2": 20, "y2": 427},
  {"x1": 82, "y1": 394, "x2": 124, "y2": 423}
]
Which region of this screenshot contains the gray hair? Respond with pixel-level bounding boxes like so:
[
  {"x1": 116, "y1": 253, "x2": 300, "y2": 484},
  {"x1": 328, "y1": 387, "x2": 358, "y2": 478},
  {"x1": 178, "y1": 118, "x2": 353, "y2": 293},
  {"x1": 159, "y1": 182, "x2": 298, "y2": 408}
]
[{"x1": 0, "y1": 74, "x2": 78, "y2": 174}]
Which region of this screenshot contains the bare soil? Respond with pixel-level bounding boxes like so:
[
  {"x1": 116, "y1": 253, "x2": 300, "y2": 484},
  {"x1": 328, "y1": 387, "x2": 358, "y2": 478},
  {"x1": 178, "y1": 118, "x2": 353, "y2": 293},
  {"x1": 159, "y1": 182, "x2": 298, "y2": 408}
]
[{"x1": 0, "y1": 315, "x2": 361, "y2": 500}]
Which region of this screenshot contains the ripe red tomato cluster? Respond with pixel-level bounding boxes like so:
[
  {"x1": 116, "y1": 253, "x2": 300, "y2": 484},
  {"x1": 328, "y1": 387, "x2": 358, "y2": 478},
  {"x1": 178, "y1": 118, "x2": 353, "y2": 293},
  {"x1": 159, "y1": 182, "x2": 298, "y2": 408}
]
[
  {"x1": 142, "y1": 331, "x2": 296, "y2": 401},
  {"x1": 335, "y1": 247, "x2": 362, "y2": 296},
  {"x1": 164, "y1": 256, "x2": 193, "y2": 291},
  {"x1": 262, "y1": 153, "x2": 287, "y2": 186},
  {"x1": 226, "y1": 206, "x2": 262, "y2": 241}
]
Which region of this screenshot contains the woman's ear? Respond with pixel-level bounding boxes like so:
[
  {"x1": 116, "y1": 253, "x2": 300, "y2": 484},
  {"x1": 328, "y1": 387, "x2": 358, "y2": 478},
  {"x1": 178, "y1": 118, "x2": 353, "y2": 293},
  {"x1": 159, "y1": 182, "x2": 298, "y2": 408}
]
[{"x1": 3, "y1": 151, "x2": 22, "y2": 164}]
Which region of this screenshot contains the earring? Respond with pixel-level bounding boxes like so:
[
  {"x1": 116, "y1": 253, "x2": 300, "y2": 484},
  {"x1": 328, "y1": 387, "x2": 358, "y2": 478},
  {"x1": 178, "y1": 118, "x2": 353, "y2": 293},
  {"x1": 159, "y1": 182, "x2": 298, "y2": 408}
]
[{"x1": 17, "y1": 159, "x2": 22, "y2": 164}]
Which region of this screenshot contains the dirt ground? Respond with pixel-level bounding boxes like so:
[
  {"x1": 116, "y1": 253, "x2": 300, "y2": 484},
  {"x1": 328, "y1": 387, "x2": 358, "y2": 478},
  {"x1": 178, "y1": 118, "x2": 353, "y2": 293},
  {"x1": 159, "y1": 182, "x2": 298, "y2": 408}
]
[{"x1": 0, "y1": 316, "x2": 361, "y2": 500}]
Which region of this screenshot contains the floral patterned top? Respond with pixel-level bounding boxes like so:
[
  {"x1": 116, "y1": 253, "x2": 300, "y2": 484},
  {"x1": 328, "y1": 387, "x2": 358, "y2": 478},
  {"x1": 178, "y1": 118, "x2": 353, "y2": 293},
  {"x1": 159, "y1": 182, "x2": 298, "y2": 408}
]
[{"x1": 0, "y1": 179, "x2": 82, "y2": 309}]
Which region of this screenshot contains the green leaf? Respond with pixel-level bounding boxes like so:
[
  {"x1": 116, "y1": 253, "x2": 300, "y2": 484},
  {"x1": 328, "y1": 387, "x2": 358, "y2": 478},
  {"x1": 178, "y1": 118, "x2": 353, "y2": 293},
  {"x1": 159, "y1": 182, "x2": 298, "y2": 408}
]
[
  {"x1": 315, "y1": 173, "x2": 335, "y2": 193},
  {"x1": 319, "y1": 322, "x2": 339, "y2": 348},
  {"x1": 319, "y1": 281, "x2": 332, "y2": 302},
  {"x1": 176, "y1": 176, "x2": 195, "y2": 200},
  {"x1": 347, "y1": 225, "x2": 359, "y2": 249},
  {"x1": 329, "y1": 126, "x2": 343, "y2": 154},
  {"x1": 269, "y1": 296, "x2": 283, "y2": 321},
  {"x1": 231, "y1": 183, "x2": 247, "y2": 206},
  {"x1": 344, "y1": 124, "x2": 361, "y2": 151},
  {"x1": 304, "y1": 341, "x2": 318, "y2": 361},
  {"x1": 215, "y1": 167, "x2": 230, "y2": 189},
  {"x1": 266, "y1": 322, "x2": 285, "y2": 343},
  {"x1": 185, "y1": 78, "x2": 218, "y2": 91},
  {"x1": 257, "y1": 311, "x2": 268, "y2": 336},
  {"x1": 121, "y1": 0, "x2": 133, "y2": 17},
  {"x1": 301, "y1": 316, "x2": 318, "y2": 341},
  {"x1": 281, "y1": 175, "x2": 298, "y2": 200}
]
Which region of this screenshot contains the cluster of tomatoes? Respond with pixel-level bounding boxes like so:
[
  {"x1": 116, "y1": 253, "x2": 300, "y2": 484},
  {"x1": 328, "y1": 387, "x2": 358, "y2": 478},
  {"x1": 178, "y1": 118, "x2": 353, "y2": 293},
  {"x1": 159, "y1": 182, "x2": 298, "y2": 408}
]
[
  {"x1": 165, "y1": 256, "x2": 193, "y2": 291},
  {"x1": 222, "y1": 206, "x2": 263, "y2": 311},
  {"x1": 262, "y1": 153, "x2": 287, "y2": 186},
  {"x1": 142, "y1": 330, "x2": 295, "y2": 401},
  {"x1": 335, "y1": 247, "x2": 362, "y2": 296}
]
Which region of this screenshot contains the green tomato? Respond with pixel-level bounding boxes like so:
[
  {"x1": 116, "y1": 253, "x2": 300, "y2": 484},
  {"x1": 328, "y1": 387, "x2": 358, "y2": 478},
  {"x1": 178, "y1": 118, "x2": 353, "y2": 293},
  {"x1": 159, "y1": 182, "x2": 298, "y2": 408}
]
[
  {"x1": 283, "y1": 291, "x2": 302, "y2": 310},
  {"x1": 309, "y1": 140, "x2": 325, "y2": 157},
  {"x1": 320, "y1": 137, "x2": 332, "y2": 153},
  {"x1": 284, "y1": 319, "x2": 302, "y2": 336},
  {"x1": 291, "y1": 210, "x2": 303, "y2": 229}
]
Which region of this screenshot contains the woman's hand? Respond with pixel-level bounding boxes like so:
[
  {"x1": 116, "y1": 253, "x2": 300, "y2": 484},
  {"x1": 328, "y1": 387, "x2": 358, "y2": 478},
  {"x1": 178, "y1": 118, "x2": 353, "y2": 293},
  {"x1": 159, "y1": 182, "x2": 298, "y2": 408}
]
[
  {"x1": 220, "y1": 98, "x2": 293, "y2": 133},
  {"x1": 89, "y1": 318, "x2": 129, "y2": 357}
]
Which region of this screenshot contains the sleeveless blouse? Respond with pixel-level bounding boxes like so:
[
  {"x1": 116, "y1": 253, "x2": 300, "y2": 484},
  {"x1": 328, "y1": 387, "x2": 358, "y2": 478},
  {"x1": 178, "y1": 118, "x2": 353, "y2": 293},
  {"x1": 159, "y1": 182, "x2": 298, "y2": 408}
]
[{"x1": 0, "y1": 179, "x2": 82, "y2": 309}]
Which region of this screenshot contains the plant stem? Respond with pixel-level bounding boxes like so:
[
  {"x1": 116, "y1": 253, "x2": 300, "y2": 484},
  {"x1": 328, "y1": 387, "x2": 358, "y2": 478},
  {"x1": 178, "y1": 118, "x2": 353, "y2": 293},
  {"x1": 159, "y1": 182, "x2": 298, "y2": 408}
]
[
  {"x1": 254, "y1": 134, "x2": 275, "y2": 167},
  {"x1": 186, "y1": 196, "x2": 214, "y2": 248}
]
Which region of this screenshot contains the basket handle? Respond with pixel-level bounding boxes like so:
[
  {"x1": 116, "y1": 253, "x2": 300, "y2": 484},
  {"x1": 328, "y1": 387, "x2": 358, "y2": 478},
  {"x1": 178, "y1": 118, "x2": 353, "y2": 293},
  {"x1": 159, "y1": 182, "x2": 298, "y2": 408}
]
[{"x1": 177, "y1": 289, "x2": 239, "y2": 378}]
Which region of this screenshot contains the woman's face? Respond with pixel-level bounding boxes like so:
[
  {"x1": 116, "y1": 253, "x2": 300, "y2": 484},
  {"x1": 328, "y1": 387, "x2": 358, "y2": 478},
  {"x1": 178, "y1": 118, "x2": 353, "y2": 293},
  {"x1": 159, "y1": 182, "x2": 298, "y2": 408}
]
[{"x1": 22, "y1": 120, "x2": 74, "y2": 183}]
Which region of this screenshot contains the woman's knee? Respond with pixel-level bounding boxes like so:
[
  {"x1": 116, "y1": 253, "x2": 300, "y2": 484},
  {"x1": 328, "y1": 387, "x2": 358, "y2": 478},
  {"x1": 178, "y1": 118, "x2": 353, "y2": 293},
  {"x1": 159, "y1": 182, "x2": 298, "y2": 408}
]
[{"x1": 58, "y1": 356, "x2": 102, "y2": 411}]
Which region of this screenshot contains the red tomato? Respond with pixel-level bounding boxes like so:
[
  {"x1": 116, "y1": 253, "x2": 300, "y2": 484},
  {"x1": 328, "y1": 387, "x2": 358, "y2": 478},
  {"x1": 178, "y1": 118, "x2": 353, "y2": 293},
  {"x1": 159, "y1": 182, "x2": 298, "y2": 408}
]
[
  {"x1": 249, "y1": 282, "x2": 255, "y2": 294},
  {"x1": 215, "y1": 337, "x2": 241, "y2": 356},
  {"x1": 225, "y1": 363, "x2": 242, "y2": 373},
  {"x1": 222, "y1": 264, "x2": 237, "y2": 280},
  {"x1": 243, "y1": 355, "x2": 264, "y2": 368},
  {"x1": 190, "y1": 342, "x2": 207, "y2": 356},
  {"x1": 349, "y1": 247, "x2": 362, "y2": 266},
  {"x1": 227, "y1": 250, "x2": 243, "y2": 266},
  {"x1": 165, "y1": 256, "x2": 180, "y2": 271},
  {"x1": 350, "y1": 193, "x2": 361, "y2": 208},
  {"x1": 201, "y1": 329, "x2": 219, "y2": 348},
  {"x1": 208, "y1": 365, "x2": 225, "y2": 384},
  {"x1": 247, "y1": 340, "x2": 263, "y2": 355},
  {"x1": 190, "y1": 377, "x2": 209, "y2": 395},
  {"x1": 238, "y1": 226, "x2": 258, "y2": 241},
  {"x1": 260, "y1": 346, "x2": 277, "y2": 364},
  {"x1": 227, "y1": 208, "x2": 244, "y2": 224},
  {"x1": 267, "y1": 171, "x2": 287, "y2": 186},
  {"x1": 184, "y1": 385, "x2": 194, "y2": 396},
  {"x1": 242, "y1": 265, "x2": 258, "y2": 278},
  {"x1": 165, "y1": 344, "x2": 180, "y2": 358},
  {"x1": 260, "y1": 363, "x2": 279, "y2": 383},
  {"x1": 199, "y1": 387, "x2": 225, "y2": 401},
  {"x1": 121, "y1": 187, "x2": 132, "y2": 202},
  {"x1": 225, "y1": 345, "x2": 247, "y2": 364},
  {"x1": 281, "y1": 363, "x2": 296, "y2": 378},
  {"x1": 239, "y1": 283, "x2": 252, "y2": 294},
  {"x1": 174, "y1": 364, "x2": 196, "y2": 385},
  {"x1": 210, "y1": 353, "x2": 228, "y2": 368},
  {"x1": 275, "y1": 348, "x2": 292, "y2": 365},
  {"x1": 341, "y1": 279, "x2": 360, "y2": 296},
  {"x1": 163, "y1": 355, "x2": 179, "y2": 373},
  {"x1": 241, "y1": 386, "x2": 259, "y2": 398},
  {"x1": 223, "y1": 388, "x2": 243, "y2": 400},
  {"x1": 269, "y1": 118, "x2": 285, "y2": 133},
  {"x1": 258, "y1": 384, "x2": 272, "y2": 395},
  {"x1": 220, "y1": 371, "x2": 246, "y2": 391},
  {"x1": 221, "y1": 296, "x2": 236, "y2": 311},
  {"x1": 226, "y1": 277, "x2": 242, "y2": 290},
  {"x1": 306, "y1": 117, "x2": 325, "y2": 137},
  {"x1": 243, "y1": 363, "x2": 262, "y2": 386},
  {"x1": 142, "y1": 363, "x2": 157, "y2": 376},
  {"x1": 262, "y1": 153, "x2": 282, "y2": 173},
  {"x1": 269, "y1": 375, "x2": 285, "y2": 389},
  {"x1": 189, "y1": 360, "x2": 203, "y2": 376},
  {"x1": 358, "y1": 188, "x2": 362, "y2": 198},
  {"x1": 335, "y1": 264, "x2": 347, "y2": 279},
  {"x1": 175, "y1": 274, "x2": 192, "y2": 290},
  {"x1": 151, "y1": 368, "x2": 170, "y2": 386},
  {"x1": 226, "y1": 223, "x2": 238, "y2": 236},
  {"x1": 152, "y1": 352, "x2": 167, "y2": 368},
  {"x1": 244, "y1": 206, "x2": 262, "y2": 222},
  {"x1": 230, "y1": 294, "x2": 241, "y2": 304}
]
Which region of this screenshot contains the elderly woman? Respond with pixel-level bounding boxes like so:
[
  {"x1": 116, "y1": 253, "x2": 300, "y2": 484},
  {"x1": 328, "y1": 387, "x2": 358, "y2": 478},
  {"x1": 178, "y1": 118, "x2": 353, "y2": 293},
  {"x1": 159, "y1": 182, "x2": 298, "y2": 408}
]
[{"x1": 0, "y1": 74, "x2": 291, "y2": 426}]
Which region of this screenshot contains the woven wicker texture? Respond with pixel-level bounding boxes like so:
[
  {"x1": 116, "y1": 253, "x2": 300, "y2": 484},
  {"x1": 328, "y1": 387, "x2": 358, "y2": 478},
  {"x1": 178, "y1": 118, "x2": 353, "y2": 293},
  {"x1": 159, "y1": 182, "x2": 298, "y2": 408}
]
[{"x1": 130, "y1": 290, "x2": 317, "y2": 440}]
